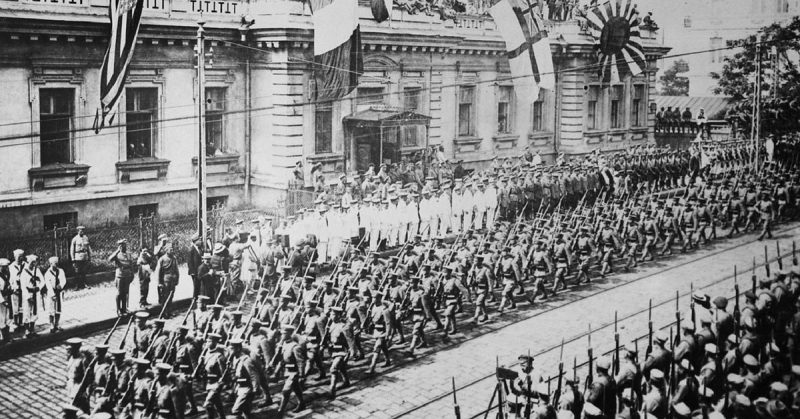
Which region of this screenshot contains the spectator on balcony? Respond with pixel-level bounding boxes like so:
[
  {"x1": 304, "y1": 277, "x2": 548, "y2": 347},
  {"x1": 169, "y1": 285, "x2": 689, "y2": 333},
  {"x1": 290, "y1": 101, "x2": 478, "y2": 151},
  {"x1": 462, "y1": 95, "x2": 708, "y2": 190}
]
[
  {"x1": 70, "y1": 226, "x2": 91, "y2": 290},
  {"x1": 642, "y1": 12, "x2": 658, "y2": 30},
  {"x1": 682, "y1": 107, "x2": 693, "y2": 134},
  {"x1": 655, "y1": 107, "x2": 665, "y2": 132}
]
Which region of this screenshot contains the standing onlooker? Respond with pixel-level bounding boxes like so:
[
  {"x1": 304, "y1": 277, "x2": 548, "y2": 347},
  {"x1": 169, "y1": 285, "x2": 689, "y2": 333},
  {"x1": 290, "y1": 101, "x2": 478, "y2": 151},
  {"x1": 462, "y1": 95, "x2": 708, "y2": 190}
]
[
  {"x1": 43, "y1": 256, "x2": 66, "y2": 333},
  {"x1": 655, "y1": 107, "x2": 664, "y2": 132},
  {"x1": 681, "y1": 107, "x2": 693, "y2": 134},
  {"x1": 198, "y1": 253, "x2": 215, "y2": 300},
  {"x1": 136, "y1": 246, "x2": 155, "y2": 309},
  {"x1": 187, "y1": 233, "x2": 203, "y2": 302},
  {"x1": 155, "y1": 245, "x2": 179, "y2": 308},
  {"x1": 70, "y1": 226, "x2": 91, "y2": 289},
  {"x1": 108, "y1": 239, "x2": 134, "y2": 316},
  {"x1": 695, "y1": 108, "x2": 708, "y2": 140}
]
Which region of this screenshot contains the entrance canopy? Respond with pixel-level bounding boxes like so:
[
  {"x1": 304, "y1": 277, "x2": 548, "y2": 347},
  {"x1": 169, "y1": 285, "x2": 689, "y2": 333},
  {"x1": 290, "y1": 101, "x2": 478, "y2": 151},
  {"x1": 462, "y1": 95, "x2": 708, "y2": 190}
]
[{"x1": 343, "y1": 108, "x2": 431, "y2": 173}]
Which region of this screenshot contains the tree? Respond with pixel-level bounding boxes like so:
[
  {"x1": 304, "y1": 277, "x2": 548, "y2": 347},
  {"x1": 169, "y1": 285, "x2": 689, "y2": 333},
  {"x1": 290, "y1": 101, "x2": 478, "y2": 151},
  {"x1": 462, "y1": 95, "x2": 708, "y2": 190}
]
[
  {"x1": 711, "y1": 16, "x2": 800, "y2": 137},
  {"x1": 659, "y1": 60, "x2": 690, "y2": 96}
]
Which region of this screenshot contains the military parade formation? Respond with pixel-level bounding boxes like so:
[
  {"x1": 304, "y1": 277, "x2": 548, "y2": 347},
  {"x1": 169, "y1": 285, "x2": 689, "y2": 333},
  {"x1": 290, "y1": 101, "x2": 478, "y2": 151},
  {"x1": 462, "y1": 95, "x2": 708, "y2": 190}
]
[{"x1": 3, "y1": 138, "x2": 800, "y2": 418}]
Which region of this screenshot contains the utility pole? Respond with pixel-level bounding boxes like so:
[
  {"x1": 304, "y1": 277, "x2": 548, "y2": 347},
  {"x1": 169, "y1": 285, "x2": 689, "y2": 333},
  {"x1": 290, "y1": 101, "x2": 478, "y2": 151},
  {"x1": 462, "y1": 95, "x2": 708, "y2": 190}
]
[
  {"x1": 196, "y1": 17, "x2": 208, "y2": 251},
  {"x1": 752, "y1": 35, "x2": 763, "y2": 172}
]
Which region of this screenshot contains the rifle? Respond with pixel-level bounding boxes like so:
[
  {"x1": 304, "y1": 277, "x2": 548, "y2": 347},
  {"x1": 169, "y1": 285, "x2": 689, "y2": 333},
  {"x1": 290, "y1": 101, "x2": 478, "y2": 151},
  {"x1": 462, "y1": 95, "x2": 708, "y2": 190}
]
[
  {"x1": 668, "y1": 327, "x2": 676, "y2": 396},
  {"x1": 452, "y1": 377, "x2": 461, "y2": 419},
  {"x1": 118, "y1": 316, "x2": 134, "y2": 351},
  {"x1": 751, "y1": 257, "x2": 757, "y2": 294},
  {"x1": 585, "y1": 324, "x2": 594, "y2": 390},
  {"x1": 793, "y1": 241, "x2": 797, "y2": 266},
  {"x1": 675, "y1": 291, "x2": 681, "y2": 347},
  {"x1": 103, "y1": 315, "x2": 124, "y2": 346},
  {"x1": 613, "y1": 311, "x2": 620, "y2": 376},
  {"x1": 690, "y1": 283, "x2": 696, "y2": 330},
  {"x1": 157, "y1": 290, "x2": 174, "y2": 319},
  {"x1": 777, "y1": 241, "x2": 783, "y2": 271},
  {"x1": 734, "y1": 266, "x2": 741, "y2": 337},
  {"x1": 70, "y1": 358, "x2": 98, "y2": 407},
  {"x1": 553, "y1": 339, "x2": 565, "y2": 407},
  {"x1": 645, "y1": 299, "x2": 653, "y2": 358},
  {"x1": 764, "y1": 245, "x2": 770, "y2": 278}
]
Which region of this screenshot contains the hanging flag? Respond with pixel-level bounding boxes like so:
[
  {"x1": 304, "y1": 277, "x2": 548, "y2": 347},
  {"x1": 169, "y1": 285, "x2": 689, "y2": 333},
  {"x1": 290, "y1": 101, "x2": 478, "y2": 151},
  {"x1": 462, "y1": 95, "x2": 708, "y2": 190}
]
[
  {"x1": 371, "y1": 0, "x2": 392, "y2": 23},
  {"x1": 583, "y1": 0, "x2": 646, "y2": 83},
  {"x1": 309, "y1": 0, "x2": 364, "y2": 100},
  {"x1": 489, "y1": 0, "x2": 555, "y2": 102},
  {"x1": 93, "y1": 0, "x2": 145, "y2": 133}
]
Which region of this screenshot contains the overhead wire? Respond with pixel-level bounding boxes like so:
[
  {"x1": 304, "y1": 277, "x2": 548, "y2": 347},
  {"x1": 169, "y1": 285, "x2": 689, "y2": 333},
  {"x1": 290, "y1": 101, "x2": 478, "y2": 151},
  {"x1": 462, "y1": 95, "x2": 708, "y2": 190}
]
[{"x1": 0, "y1": 36, "x2": 788, "y2": 147}]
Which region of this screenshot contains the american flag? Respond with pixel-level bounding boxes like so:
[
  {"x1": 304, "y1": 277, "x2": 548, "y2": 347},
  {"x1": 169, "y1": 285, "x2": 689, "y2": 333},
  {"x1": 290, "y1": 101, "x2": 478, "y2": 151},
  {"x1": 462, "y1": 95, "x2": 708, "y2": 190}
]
[{"x1": 93, "y1": 0, "x2": 145, "y2": 133}]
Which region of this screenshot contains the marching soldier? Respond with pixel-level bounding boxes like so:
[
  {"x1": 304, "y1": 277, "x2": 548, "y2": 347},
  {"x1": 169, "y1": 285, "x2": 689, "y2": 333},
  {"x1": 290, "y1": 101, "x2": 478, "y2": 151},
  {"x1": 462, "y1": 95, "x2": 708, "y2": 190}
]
[
  {"x1": 440, "y1": 265, "x2": 461, "y2": 336},
  {"x1": 270, "y1": 325, "x2": 307, "y2": 413},
  {"x1": 469, "y1": 254, "x2": 493, "y2": 323}
]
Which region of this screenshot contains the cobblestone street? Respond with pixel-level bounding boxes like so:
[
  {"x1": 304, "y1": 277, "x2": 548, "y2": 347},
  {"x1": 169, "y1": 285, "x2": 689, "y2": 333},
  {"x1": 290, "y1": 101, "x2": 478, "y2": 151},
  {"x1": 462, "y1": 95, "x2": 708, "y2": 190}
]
[{"x1": 2, "y1": 224, "x2": 797, "y2": 419}]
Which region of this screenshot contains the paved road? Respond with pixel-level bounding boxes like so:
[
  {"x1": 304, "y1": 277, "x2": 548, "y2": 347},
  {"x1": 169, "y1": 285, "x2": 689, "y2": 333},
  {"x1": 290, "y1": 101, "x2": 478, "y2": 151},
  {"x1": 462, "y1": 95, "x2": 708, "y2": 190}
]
[{"x1": 1, "y1": 225, "x2": 797, "y2": 419}]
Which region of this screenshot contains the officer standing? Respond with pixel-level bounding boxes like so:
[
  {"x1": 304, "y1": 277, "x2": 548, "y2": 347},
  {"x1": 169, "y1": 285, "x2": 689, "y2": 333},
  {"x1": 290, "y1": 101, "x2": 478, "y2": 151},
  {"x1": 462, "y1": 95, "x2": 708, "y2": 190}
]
[
  {"x1": 70, "y1": 226, "x2": 92, "y2": 289},
  {"x1": 137, "y1": 246, "x2": 156, "y2": 309},
  {"x1": 109, "y1": 239, "x2": 134, "y2": 316}
]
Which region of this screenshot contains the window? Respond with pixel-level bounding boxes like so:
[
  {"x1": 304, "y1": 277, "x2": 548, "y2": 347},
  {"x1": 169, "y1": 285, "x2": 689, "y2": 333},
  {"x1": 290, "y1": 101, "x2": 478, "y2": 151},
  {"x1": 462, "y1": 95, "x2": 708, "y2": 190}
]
[
  {"x1": 129, "y1": 204, "x2": 158, "y2": 221},
  {"x1": 458, "y1": 86, "x2": 475, "y2": 136},
  {"x1": 531, "y1": 91, "x2": 545, "y2": 132},
  {"x1": 206, "y1": 87, "x2": 226, "y2": 156},
  {"x1": 403, "y1": 87, "x2": 422, "y2": 112},
  {"x1": 778, "y1": 0, "x2": 789, "y2": 13},
  {"x1": 207, "y1": 196, "x2": 228, "y2": 210},
  {"x1": 632, "y1": 85, "x2": 646, "y2": 127},
  {"x1": 497, "y1": 86, "x2": 513, "y2": 134},
  {"x1": 126, "y1": 88, "x2": 158, "y2": 159},
  {"x1": 40, "y1": 88, "x2": 74, "y2": 166},
  {"x1": 356, "y1": 87, "x2": 385, "y2": 107},
  {"x1": 683, "y1": 16, "x2": 692, "y2": 28},
  {"x1": 315, "y1": 103, "x2": 333, "y2": 154},
  {"x1": 43, "y1": 212, "x2": 77, "y2": 231},
  {"x1": 610, "y1": 85, "x2": 624, "y2": 129},
  {"x1": 586, "y1": 85, "x2": 601, "y2": 130}
]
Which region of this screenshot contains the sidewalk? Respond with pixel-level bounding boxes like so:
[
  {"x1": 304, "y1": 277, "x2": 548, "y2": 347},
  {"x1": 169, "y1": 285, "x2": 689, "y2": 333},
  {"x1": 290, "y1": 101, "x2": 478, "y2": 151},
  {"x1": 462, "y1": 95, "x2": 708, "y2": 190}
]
[{"x1": 0, "y1": 266, "x2": 193, "y2": 360}]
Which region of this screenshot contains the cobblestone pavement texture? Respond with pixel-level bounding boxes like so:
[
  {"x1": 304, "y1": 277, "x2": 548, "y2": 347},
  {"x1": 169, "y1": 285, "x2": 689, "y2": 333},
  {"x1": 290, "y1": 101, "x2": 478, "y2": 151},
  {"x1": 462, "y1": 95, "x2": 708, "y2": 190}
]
[{"x1": 1, "y1": 225, "x2": 798, "y2": 419}]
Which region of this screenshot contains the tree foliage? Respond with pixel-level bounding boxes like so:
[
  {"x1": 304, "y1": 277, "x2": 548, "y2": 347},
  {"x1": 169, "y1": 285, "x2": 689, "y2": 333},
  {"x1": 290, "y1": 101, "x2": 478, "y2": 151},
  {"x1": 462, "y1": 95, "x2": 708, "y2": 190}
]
[
  {"x1": 659, "y1": 59, "x2": 690, "y2": 96},
  {"x1": 711, "y1": 16, "x2": 800, "y2": 136}
]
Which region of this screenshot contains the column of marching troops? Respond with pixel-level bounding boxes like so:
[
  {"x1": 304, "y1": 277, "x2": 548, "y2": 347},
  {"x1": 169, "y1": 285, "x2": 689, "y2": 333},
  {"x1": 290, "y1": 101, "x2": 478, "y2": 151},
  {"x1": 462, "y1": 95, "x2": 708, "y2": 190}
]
[{"x1": 48, "y1": 139, "x2": 800, "y2": 418}]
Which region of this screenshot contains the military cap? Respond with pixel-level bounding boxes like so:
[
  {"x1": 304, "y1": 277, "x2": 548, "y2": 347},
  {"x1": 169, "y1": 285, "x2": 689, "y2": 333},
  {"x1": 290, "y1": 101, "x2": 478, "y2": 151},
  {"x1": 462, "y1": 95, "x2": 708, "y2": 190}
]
[
  {"x1": 95, "y1": 343, "x2": 110, "y2": 351},
  {"x1": 155, "y1": 363, "x2": 172, "y2": 372},
  {"x1": 654, "y1": 331, "x2": 669, "y2": 343},
  {"x1": 582, "y1": 403, "x2": 602, "y2": 418},
  {"x1": 704, "y1": 343, "x2": 718, "y2": 355},
  {"x1": 135, "y1": 311, "x2": 150, "y2": 320},
  {"x1": 229, "y1": 338, "x2": 244, "y2": 347},
  {"x1": 230, "y1": 310, "x2": 243, "y2": 317},
  {"x1": 280, "y1": 295, "x2": 293, "y2": 302},
  {"x1": 157, "y1": 233, "x2": 168, "y2": 241},
  {"x1": 26, "y1": 254, "x2": 38, "y2": 263},
  {"x1": 743, "y1": 354, "x2": 759, "y2": 367},
  {"x1": 698, "y1": 385, "x2": 714, "y2": 399},
  {"x1": 109, "y1": 348, "x2": 127, "y2": 357},
  {"x1": 672, "y1": 402, "x2": 691, "y2": 418},
  {"x1": 210, "y1": 304, "x2": 224, "y2": 311},
  {"x1": 650, "y1": 369, "x2": 665, "y2": 380},
  {"x1": 727, "y1": 373, "x2": 744, "y2": 385},
  {"x1": 133, "y1": 358, "x2": 151, "y2": 366},
  {"x1": 769, "y1": 381, "x2": 788, "y2": 393},
  {"x1": 281, "y1": 324, "x2": 296, "y2": 333},
  {"x1": 197, "y1": 295, "x2": 210, "y2": 303},
  {"x1": 792, "y1": 365, "x2": 800, "y2": 375},
  {"x1": 66, "y1": 337, "x2": 83, "y2": 347},
  {"x1": 0, "y1": 258, "x2": 9, "y2": 267},
  {"x1": 151, "y1": 319, "x2": 166, "y2": 327},
  {"x1": 595, "y1": 356, "x2": 611, "y2": 371},
  {"x1": 712, "y1": 296, "x2": 727, "y2": 309},
  {"x1": 207, "y1": 332, "x2": 222, "y2": 340},
  {"x1": 734, "y1": 394, "x2": 751, "y2": 407},
  {"x1": 517, "y1": 354, "x2": 534, "y2": 362}
]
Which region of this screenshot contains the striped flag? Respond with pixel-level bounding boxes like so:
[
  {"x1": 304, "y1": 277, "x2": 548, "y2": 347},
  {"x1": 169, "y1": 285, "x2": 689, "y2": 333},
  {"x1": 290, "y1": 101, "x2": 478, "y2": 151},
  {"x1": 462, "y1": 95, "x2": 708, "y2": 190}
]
[
  {"x1": 370, "y1": 0, "x2": 392, "y2": 23},
  {"x1": 489, "y1": 0, "x2": 554, "y2": 101},
  {"x1": 309, "y1": 0, "x2": 363, "y2": 101},
  {"x1": 93, "y1": 0, "x2": 145, "y2": 133}
]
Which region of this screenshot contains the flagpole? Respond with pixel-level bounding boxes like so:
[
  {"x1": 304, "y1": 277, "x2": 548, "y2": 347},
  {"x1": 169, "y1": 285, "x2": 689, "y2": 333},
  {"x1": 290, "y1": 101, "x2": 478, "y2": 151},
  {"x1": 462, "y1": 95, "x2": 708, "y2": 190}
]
[{"x1": 197, "y1": 17, "x2": 208, "y2": 251}]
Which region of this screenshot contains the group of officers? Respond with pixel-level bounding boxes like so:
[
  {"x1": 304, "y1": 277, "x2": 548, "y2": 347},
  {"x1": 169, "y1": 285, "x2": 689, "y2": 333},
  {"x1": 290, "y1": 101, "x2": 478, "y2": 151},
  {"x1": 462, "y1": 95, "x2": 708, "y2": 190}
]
[{"x1": 57, "y1": 138, "x2": 800, "y2": 418}]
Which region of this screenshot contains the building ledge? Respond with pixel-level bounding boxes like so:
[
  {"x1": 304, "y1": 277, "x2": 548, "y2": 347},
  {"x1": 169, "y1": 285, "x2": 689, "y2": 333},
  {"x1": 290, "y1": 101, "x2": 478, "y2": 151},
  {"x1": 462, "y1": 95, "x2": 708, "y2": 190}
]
[
  {"x1": 191, "y1": 153, "x2": 241, "y2": 175},
  {"x1": 28, "y1": 163, "x2": 90, "y2": 191},
  {"x1": 306, "y1": 153, "x2": 344, "y2": 164},
  {"x1": 528, "y1": 131, "x2": 553, "y2": 146},
  {"x1": 116, "y1": 158, "x2": 170, "y2": 183},
  {"x1": 492, "y1": 133, "x2": 518, "y2": 150},
  {"x1": 454, "y1": 135, "x2": 482, "y2": 146}
]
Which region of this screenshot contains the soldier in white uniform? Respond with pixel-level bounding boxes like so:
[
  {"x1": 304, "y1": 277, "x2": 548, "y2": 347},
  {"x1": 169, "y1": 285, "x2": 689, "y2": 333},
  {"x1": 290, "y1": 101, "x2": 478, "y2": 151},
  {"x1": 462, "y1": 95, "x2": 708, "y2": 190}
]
[
  {"x1": 418, "y1": 190, "x2": 433, "y2": 240},
  {"x1": 20, "y1": 254, "x2": 42, "y2": 338},
  {"x1": 451, "y1": 184, "x2": 464, "y2": 235},
  {"x1": 43, "y1": 256, "x2": 67, "y2": 333},
  {"x1": 438, "y1": 183, "x2": 452, "y2": 236},
  {"x1": 0, "y1": 258, "x2": 10, "y2": 341},
  {"x1": 462, "y1": 183, "x2": 476, "y2": 230},
  {"x1": 8, "y1": 249, "x2": 25, "y2": 332},
  {"x1": 485, "y1": 179, "x2": 498, "y2": 226}
]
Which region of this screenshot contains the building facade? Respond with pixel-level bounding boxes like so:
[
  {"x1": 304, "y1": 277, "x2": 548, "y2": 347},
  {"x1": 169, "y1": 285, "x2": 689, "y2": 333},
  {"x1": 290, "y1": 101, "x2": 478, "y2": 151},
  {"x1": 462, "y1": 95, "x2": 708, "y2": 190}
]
[
  {"x1": 651, "y1": 0, "x2": 798, "y2": 96},
  {"x1": 0, "y1": 0, "x2": 667, "y2": 236}
]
